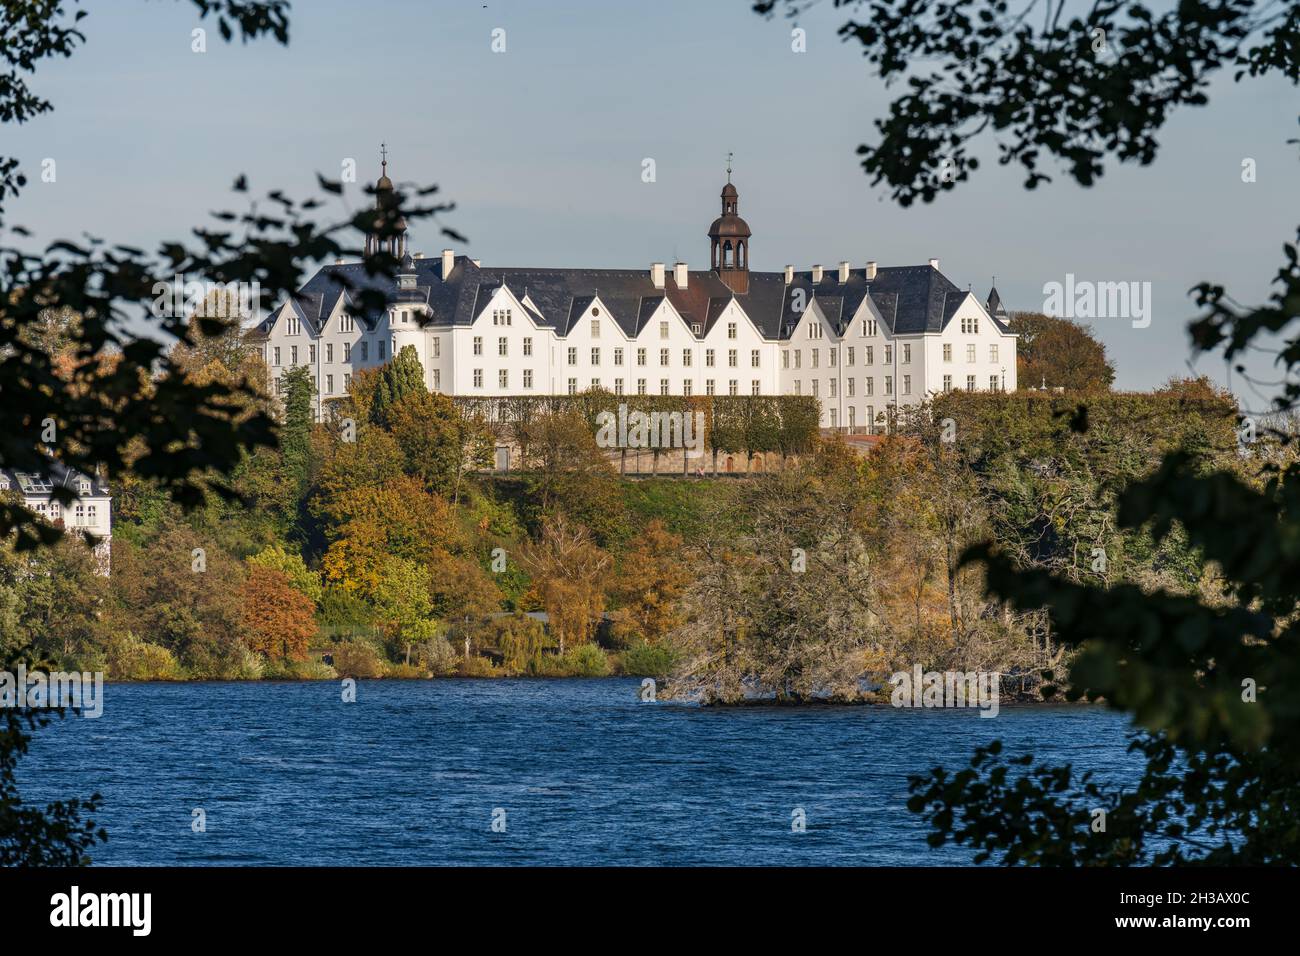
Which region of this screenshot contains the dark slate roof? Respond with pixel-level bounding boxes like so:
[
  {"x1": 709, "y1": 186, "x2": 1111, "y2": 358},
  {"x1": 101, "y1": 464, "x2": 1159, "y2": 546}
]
[
  {"x1": 0, "y1": 463, "x2": 109, "y2": 497},
  {"x1": 267, "y1": 257, "x2": 990, "y2": 341}
]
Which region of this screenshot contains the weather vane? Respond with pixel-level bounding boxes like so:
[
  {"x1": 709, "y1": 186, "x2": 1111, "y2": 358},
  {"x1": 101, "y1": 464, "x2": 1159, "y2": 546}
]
[
  {"x1": 380, "y1": 141, "x2": 388, "y2": 173},
  {"x1": 726, "y1": 151, "x2": 733, "y2": 182}
]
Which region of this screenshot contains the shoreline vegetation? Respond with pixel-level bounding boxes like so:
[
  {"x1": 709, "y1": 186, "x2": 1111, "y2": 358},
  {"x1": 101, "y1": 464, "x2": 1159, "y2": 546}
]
[{"x1": 3, "y1": 328, "x2": 1271, "y2": 706}]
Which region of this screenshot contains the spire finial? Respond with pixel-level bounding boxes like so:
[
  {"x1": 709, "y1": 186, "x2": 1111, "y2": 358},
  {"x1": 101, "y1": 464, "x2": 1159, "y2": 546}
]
[
  {"x1": 380, "y1": 142, "x2": 388, "y2": 175},
  {"x1": 726, "y1": 151, "x2": 733, "y2": 183}
]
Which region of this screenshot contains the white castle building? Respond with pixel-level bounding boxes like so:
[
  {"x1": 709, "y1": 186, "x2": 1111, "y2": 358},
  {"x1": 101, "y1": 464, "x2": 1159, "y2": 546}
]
[{"x1": 259, "y1": 161, "x2": 1017, "y2": 430}]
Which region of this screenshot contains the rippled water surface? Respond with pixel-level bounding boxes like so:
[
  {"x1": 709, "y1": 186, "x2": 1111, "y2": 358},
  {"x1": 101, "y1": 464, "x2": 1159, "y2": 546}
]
[{"x1": 18, "y1": 679, "x2": 1140, "y2": 865}]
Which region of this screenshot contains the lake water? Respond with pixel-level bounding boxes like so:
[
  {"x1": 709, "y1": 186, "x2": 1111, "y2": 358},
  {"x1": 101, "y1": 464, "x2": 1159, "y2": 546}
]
[{"x1": 19, "y1": 678, "x2": 1141, "y2": 865}]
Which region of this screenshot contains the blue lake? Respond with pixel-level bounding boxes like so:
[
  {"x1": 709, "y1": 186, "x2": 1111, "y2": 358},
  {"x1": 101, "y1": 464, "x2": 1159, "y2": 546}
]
[{"x1": 19, "y1": 678, "x2": 1141, "y2": 865}]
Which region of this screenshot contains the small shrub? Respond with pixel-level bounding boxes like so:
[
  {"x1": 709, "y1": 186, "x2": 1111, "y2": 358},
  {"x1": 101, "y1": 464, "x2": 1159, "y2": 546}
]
[
  {"x1": 330, "y1": 641, "x2": 386, "y2": 679},
  {"x1": 384, "y1": 662, "x2": 425, "y2": 679},
  {"x1": 618, "y1": 640, "x2": 676, "y2": 678},
  {"x1": 542, "y1": 643, "x2": 611, "y2": 677},
  {"x1": 103, "y1": 631, "x2": 183, "y2": 681},
  {"x1": 456, "y1": 654, "x2": 498, "y2": 677}
]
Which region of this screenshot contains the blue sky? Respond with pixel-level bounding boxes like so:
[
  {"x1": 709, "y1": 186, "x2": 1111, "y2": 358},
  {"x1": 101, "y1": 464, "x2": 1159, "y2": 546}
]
[{"x1": 4, "y1": 0, "x2": 1296, "y2": 399}]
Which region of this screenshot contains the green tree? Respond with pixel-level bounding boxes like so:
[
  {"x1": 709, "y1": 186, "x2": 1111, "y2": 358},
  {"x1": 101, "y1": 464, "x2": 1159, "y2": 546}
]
[
  {"x1": 1007, "y1": 312, "x2": 1116, "y2": 391},
  {"x1": 280, "y1": 365, "x2": 315, "y2": 492},
  {"x1": 370, "y1": 344, "x2": 427, "y2": 427}
]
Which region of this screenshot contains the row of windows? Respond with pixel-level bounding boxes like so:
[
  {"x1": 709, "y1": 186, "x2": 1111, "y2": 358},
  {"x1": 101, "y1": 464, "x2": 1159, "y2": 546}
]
[
  {"x1": 791, "y1": 374, "x2": 1005, "y2": 398},
  {"x1": 275, "y1": 372, "x2": 354, "y2": 396},
  {"x1": 467, "y1": 374, "x2": 763, "y2": 396},
  {"x1": 562, "y1": 346, "x2": 760, "y2": 368},
  {"x1": 474, "y1": 336, "x2": 533, "y2": 357},
  {"x1": 32, "y1": 501, "x2": 99, "y2": 524},
  {"x1": 273, "y1": 340, "x2": 390, "y2": 367},
  {"x1": 283, "y1": 315, "x2": 355, "y2": 334},
  {"x1": 781, "y1": 343, "x2": 1000, "y2": 369}
]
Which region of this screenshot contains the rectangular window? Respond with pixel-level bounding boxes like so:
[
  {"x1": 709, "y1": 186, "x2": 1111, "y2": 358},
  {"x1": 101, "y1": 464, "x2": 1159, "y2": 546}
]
[
  {"x1": 523, "y1": 369, "x2": 533, "y2": 389},
  {"x1": 343, "y1": 342, "x2": 352, "y2": 361},
  {"x1": 660, "y1": 321, "x2": 669, "y2": 339},
  {"x1": 967, "y1": 375, "x2": 976, "y2": 391},
  {"x1": 865, "y1": 346, "x2": 873, "y2": 365},
  {"x1": 568, "y1": 347, "x2": 578, "y2": 366},
  {"x1": 499, "y1": 369, "x2": 509, "y2": 389},
  {"x1": 326, "y1": 343, "x2": 334, "y2": 363},
  {"x1": 865, "y1": 377, "x2": 874, "y2": 396},
  {"x1": 782, "y1": 350, "x2": 790, "y2": 369},
  {"x1": 967, "y1": 344, "x2": 976, "y2": 363},
  {"x1": 751, "y1": 380, "x2": 760, "y2": 395},
  {"x1": 847, "y1": 378, "x2": 855, "y2": 398},
  {"x1": 290, "y1": 346, "x2": 298, "y2": 365},
  {"x1": 944, "y1": 343, "x2": 952, "y2": 362},
  {"x1": 847, "y1": 346, "x2": 855, "y2": 366},
  {"x1": 902, "y1": 344, "x2": 911, "y2": 363},
  {"x1": 829, "y1": 379, "x2": 837, "y2": 398},
  {"x1": 811, "y1": 380, "x2": 819, "y2": 397},
  {"x1": 751, "y1": 349, "x2": 760, "y2": 368},
  {"x1": 903, "y1": 374, "x2": 911, "y2": 395},
  {"x1": 794, "y1": 350, "x2": 801, "y2": 369},
  {"x1": 473, "y1": 336, "x2": 483, "y2": 356},
  {"x1": 660, "y1": 348, "x2": 670, "y2": 366},
  {"x1": 378, "y1": 341, "x2": 386, "y2": 361},
  {"x1": 433, "y1": 369, "x2": 441, "y2": 390},
  {"x1": 812, "y1": 349, "x2": 819, "y2": 369},
  {"x1": 706, "y1": 349, "x2": 716, "y2": 367},
  {"x1": 683, "y1": 349, "x2": 692, "y2": 367},
  {"x1": 593, "y1": 378, "x2": 602, "y2": 390},
  {"x1": 727, "y1": 321, "x2": 737, "y2": 339},
  {"x1": 568, "y1": 378, "x2": 577, "y2": 395},
  {"x1": 473, "y1": 369, "x2": 483, "y2": 388},
  {"x1": 885, "y1": 375, "x2": 893, "y2": 395},
  {"x1": 274, "y1": 347, "x2": 281, "y2": 366},
  {"x1": 614, "y1": 348, "x2": 624, "y2": 366},
  {"x1": 326, "y1": 374, "x2": 334, "y2": 394},
  {"x1": 433, "y1": 338, "x2": 441, "y2": 359},
  {"x1": 344, "y1": 373, "x2": 351, "y2": 389},
  {"x1": 499, "y1": 337, "x2": 508, "y2": 357},
  {"x1": 729, "y1": 379, "x2": 738, "y2": 396},
  {"x1": 637, "y1": 348, "x2": 647, "y2": 366},
  {"x1": 728, "y1": 349, "x2": 737, "y2": 367},
  {"x1": 943, "y1": 374, "x2": 952, "y2": 392},
  {"x1": 830, "y1": 348, "x2": 837, "y2": 367},
  {"x1": 706, "y1": 379, "x2": 716, "y2": 396},
  {"x1": 591, "y1": 319, "x2": 600, "y2": 338},
  {"x1": 592, "y1": 347, "x2": 601, "y2": 365},
  {"x1": 990, "y1": 345, "x2": 999, "y2": 363},
  {"x1": 309, "y1": 345, "x2": 317, "y2": 363},
  {"x1": 793, "y1": 380, "x2": 801, "y2": 396},
  {"x1": 637, "y1": 378, "x2": 647, "y2": 395},
  {"x1": 660, "y1": 378, "x2": 670, "y2": 395},
  {"x1": 990, "y1": 375, "x2": 1000, "y2": 391},
  {"x1": 884, "y1": 345, "x2": 892, "y2": 364},
  {"x1": 523, "y1": 337, "x2": 532, "y2": 357},
  {"x1": 614, "y1": 377, "x2": 624, "y2": 395}
]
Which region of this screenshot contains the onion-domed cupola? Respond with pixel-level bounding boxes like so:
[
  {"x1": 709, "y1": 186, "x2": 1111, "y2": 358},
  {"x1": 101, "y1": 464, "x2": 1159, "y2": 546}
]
[
  {"x1": 364, "y1": 143, "x2": 408, "y2": 259},
  {"x1": 708, "y1": 154, "x2": 752, "y2": 294}
]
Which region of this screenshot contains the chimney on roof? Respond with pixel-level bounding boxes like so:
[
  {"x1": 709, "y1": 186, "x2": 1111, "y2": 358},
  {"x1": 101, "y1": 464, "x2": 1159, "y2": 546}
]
[
  {"x1": 441, "y1": 249, "x2": 454, "y2": 278},
  {"x1": 866, "y1": 260, "x2": 877, "y2": 281},
  {"x1": 334, "y1": 258, "x2": 345, "y2": 265},
  {"x1": 651, "y1": 262, "x2": 665, "y2": 289},
  {"x1": 673, "y1": 262, "x2": 688, "y2": 289},
  {"x1": 839, "y1": 261, "x2": 850, "y2": 283},
  {"x1": 928, "y1": 257, "x2": 940, "y2": 270},
  {"x1": 784, "y1": 265, "x2": 794, "y2": 283},
  {"x1": 413, "y1": 252, "x2": 423, "y2": 259},
  {"x1": 811, "y1": 264, "x2": 823, "y2": 283}
]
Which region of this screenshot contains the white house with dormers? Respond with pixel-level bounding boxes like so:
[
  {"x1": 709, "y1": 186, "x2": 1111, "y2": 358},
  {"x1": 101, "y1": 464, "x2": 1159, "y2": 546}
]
[
  {"x1": 0, "y1": 464, "x2": 112, "y2": 574},
  {"x1": 258, "y1": 165, "x2": 1017, "y2": 430}
]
